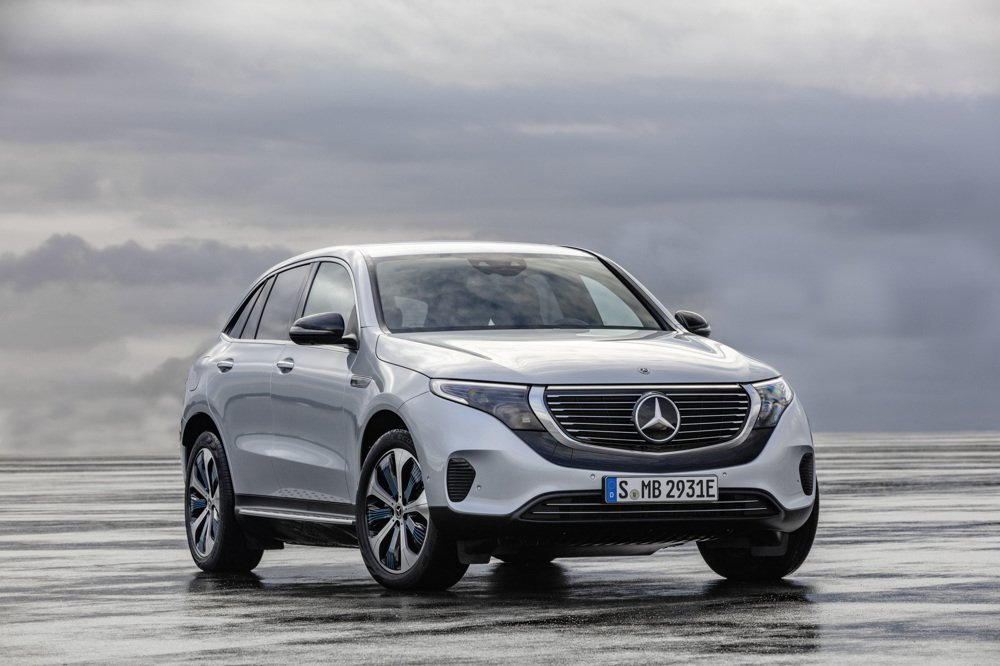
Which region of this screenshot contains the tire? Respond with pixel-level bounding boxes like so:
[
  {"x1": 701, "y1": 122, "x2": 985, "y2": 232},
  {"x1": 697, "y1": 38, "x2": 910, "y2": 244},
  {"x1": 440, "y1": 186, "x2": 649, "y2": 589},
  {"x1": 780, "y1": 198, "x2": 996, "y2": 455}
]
[
  {"x1": 185, "y1": 431, "x2": 264, "y2": 573},
  {"x1": 356, "y1": 429, "x2": 468, "y2": 590},
  {"x1": 698, "y1": 489, "x2": 819, "y2": 581}
]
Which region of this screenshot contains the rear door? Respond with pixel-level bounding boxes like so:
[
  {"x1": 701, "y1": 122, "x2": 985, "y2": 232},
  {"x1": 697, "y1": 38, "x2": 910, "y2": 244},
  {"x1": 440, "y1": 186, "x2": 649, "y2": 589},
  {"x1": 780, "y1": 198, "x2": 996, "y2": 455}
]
[
  {"x1": 205, "y1": 276, "x2": 286, "y2": 497},
  {"x1": 269, "y1": 260, "x2": 358, "y2": 509},
  {"x1": 220, "y1": 264, "x2": 313, "y2": 500}
]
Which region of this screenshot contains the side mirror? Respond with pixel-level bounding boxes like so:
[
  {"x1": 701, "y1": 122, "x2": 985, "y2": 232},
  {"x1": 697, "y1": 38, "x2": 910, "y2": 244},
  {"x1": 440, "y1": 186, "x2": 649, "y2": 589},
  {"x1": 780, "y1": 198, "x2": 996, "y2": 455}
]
[
  {"x1": 674, "y1": 310, "x2": 711, "y2": 338},
  {"x1": 289, "y1": 312, "x2": 356, "y2": 348}
]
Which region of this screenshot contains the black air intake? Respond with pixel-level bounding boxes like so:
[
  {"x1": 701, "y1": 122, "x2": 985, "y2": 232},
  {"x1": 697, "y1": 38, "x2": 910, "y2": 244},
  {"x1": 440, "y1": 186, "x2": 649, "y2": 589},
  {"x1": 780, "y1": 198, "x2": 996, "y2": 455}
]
[
  {"x1": 799, "y1": 452, "x2": 815, "y2": 495},
  {"x1": 447, "y1": 458, "x2": 476, "y2": 502}
]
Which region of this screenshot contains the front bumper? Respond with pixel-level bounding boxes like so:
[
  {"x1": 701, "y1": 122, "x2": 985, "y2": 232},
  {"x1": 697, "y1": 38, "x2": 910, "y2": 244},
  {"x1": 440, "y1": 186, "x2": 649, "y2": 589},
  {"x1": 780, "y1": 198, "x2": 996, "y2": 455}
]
[
  {"x1": 401, "y1": 389, "x2": 816, "y2": 541},
  {"x1": 430, "y1": 488, "x2": 813, "y2": 555}
]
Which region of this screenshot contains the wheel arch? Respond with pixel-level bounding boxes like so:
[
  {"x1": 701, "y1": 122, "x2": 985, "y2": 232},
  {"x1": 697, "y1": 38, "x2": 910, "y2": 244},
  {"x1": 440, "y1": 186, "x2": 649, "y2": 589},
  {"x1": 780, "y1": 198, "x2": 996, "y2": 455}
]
[
  {"x1": 360, "y1": 410, "x2": 409, "y2": 467},
  {"x1": 182, "y1": 412, "x2": 221, "y2": 459}
]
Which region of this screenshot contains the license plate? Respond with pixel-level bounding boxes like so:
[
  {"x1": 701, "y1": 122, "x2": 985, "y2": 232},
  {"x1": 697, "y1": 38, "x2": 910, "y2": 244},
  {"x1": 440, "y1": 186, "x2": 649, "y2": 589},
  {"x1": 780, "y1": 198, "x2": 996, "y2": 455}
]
[{"x1": 603, "y1": 476, "x2": 718, "y2": 503}]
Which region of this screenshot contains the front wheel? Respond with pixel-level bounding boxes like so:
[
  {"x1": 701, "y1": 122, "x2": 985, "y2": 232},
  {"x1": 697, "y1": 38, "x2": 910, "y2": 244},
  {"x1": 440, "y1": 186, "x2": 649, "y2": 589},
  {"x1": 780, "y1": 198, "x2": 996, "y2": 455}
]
[
  {"x1": 698, "y1": 489, "x2": 819, "y2": 581},
  {"x1": 356, "y1": 430, "x2": 468, "y2": 590}
]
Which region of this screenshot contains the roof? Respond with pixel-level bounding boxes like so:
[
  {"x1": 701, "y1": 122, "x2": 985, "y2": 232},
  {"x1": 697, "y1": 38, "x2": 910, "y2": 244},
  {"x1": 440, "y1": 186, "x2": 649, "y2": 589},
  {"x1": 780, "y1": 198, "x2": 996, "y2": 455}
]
[
  {"x1": 281, "y1": 241, "x2": 589, "y2": 265},
  {"x1": 354, "y1": 241, "x2": 589, "y2": 259},
  {"x1": 254, "y1": 241, "x2": 594, "y2": 286}
]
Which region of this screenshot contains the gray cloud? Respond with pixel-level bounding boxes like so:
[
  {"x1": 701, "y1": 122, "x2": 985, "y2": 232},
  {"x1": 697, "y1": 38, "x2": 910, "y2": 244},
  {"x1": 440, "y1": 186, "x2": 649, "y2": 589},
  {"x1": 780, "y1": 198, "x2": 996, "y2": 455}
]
[
  {"x1": 0, "y1": 236, "x2": 291, "y2": 455},
  {"x1": 0, "y1": 1, "x2": 998, "y2": 453},
  {"x1": 0, "y1": 233, "x2": 288, "y2": 288},
  {"x1": 0, "y1": 354, "x2": 195, "y2": 457},
  {"x1": 3, "y1": 74, "x2": 997, "y2": 249},
  {"x1": 4, "y1": 0, "x2": 998, "y2": 95}
]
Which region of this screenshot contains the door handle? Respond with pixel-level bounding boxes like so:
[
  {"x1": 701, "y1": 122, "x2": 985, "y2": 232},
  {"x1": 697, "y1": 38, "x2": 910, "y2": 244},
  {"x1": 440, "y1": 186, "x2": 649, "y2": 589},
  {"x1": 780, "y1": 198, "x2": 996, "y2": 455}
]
[
  {"x1": 216, "y1": 358, "x2": 234, "y2": 372},
  {"x1": 276, "y1": 358, "x2": 295, "y2": 373}
]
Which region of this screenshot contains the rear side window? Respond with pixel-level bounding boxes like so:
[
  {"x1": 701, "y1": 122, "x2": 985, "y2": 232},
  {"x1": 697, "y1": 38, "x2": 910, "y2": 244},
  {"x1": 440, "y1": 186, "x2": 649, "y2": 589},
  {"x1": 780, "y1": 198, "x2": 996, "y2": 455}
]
[
  {"x1": 240, "y1": 277, "x2": 272, "y2": 339},
  {"x1": 227, "y1": 282, "x2": 264, "y2": 338},
  {"x1": 303, "y1": 262, "x2": 356, "y2": 318},
  {"x1": 255, "y1": 265, "x2": 310, "y2": 340}
]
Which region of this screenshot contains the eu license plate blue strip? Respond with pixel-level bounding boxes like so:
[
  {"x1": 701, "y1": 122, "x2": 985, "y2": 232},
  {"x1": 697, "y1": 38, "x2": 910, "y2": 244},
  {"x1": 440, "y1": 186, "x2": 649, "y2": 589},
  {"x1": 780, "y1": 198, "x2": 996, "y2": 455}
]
[{"x1": 605, "y1": 477, "x2": 618, "y2": 503}]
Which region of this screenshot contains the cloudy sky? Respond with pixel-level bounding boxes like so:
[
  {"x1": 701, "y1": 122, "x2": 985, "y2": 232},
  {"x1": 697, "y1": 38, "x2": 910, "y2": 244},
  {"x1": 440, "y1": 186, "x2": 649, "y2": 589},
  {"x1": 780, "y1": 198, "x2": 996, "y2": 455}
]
[{"x1": 1, "y1": 0, "x2": 998, "y2": 455}]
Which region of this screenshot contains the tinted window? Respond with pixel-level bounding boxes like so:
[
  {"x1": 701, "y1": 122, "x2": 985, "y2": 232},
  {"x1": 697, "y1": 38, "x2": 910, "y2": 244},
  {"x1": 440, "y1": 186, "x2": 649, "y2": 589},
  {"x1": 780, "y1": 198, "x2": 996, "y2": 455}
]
[
  {"x1": 256, "y1": 266, "x2": 310, "y2": 340},
  {"x1": 372, "y1": 253, "x2": 662, "y2": 332},
  {"x1": 303, "y1": 262, "x2": 356, "y2": 318},
  {"x1": 240, "y1": 277, "x2": 273, "y2": 339},
  {"x1": 227, "y1": 283, "x2": 262, "y2": 337}
]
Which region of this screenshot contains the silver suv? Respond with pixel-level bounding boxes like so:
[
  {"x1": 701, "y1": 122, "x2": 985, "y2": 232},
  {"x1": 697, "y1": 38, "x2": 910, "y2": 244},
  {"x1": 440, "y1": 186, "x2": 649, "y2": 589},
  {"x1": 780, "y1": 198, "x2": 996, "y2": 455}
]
[{"x1": 180, "y1": 242, "x2": 818, "y2": 589}]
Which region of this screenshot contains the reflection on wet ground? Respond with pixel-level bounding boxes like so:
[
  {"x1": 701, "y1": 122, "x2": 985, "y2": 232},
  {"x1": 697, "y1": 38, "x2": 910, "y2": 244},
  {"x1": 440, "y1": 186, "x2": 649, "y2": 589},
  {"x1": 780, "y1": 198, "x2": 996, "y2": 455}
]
[{"x1": 1, "y1": 433, "x2": 998, "y2": 663}]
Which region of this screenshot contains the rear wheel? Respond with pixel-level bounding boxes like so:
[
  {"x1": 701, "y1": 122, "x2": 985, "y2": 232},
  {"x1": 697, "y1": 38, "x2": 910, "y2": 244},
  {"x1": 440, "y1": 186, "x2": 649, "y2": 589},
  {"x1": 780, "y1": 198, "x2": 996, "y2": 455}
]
[
  {"x1": 356, "y1": 429, "x2": 468, "y2": 590},
  {"x1": 185, "y1": 431, "x2": 263, "y2": 572},
  {"x1": 698, "y1": 489, "x2": 819, "y2": 581}
]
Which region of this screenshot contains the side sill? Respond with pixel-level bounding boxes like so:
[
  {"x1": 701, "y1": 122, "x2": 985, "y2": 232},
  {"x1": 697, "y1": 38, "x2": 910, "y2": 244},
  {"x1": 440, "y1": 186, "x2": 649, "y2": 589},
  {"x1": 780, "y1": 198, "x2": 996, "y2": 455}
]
[
  {"x1": 234, "y1": 494, "x2": 358, "y2": 548},
  {"x1": 236, "y1": 506, "x2": 354, "y2": 526}
]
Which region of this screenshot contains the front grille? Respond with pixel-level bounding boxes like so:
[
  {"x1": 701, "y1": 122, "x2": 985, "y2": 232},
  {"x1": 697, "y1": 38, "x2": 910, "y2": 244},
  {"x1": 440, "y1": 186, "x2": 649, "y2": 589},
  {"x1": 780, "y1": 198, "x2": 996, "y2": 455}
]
[
  {"x1": 519, "y1": 491, "x2": 778, "y2": 523},
  {"x1": 544, "y1": 386, "x2": 751, "y2": 452}
]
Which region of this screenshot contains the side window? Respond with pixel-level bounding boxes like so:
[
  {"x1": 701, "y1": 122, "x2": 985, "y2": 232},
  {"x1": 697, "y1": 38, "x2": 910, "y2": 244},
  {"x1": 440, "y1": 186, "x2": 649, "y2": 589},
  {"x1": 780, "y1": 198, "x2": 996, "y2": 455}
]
[
  {"x1": 227, "y1": 283, "x2": 262, "y2": 338},
  {"x1": 303, "y1": 262, "x2": 356, "y2": 318},
  {"x1": 255, "y1": 265, "x2": 310, "y2": 340},
  {"x1": 240, "y1": 277, "x2": 273, "y2": 339}
]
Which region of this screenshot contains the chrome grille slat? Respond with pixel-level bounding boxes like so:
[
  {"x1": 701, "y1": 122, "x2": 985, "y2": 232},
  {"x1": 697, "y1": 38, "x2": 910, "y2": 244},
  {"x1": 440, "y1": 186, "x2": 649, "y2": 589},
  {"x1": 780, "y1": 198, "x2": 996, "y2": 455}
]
[
  {"x1": 672, "y1": 435, "x2": 744, "y2": 443},
  {"x1": 544, "y1": 385, "x2": 752, "y2": 452},
  {"x1": 560, "y1": 419, "x2": 741, "y2": 427},
  {"x1": 547, "y1": 396, "x2": 744, "y2": 401},
  {"x1": 565, "y1": 428, "x2": 641, "y2": 435},
  {"x1": 551, "y1": 402, "x2": 635, "y2": 414},
  {"x1": 550, "y1": 404, "x2": 747, "y2": 409},
  {"x1": 547, "y1": 401, "x2": 636, "y2": 405}
]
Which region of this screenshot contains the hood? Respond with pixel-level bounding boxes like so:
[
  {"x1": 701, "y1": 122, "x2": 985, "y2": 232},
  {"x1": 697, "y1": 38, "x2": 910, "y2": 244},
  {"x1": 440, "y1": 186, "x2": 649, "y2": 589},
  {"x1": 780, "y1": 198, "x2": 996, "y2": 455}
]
[{"x1": 375, "y1": 329, "x2": 778, "y2": 385}]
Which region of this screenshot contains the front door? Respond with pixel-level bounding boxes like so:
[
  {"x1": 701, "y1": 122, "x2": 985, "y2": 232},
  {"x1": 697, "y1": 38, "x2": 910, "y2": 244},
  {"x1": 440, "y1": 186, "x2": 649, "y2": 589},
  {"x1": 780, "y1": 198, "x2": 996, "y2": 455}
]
[{"x1": 269, "y1": 261, "x2": 359, "y2": 511}]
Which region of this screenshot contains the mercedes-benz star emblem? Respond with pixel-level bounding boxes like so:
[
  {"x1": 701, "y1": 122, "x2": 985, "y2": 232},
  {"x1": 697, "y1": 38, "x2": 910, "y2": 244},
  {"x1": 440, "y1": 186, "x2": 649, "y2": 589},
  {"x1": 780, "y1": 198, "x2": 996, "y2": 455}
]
[{"x1": 632, "y1": 392, "x2": 681, "y2": 443}]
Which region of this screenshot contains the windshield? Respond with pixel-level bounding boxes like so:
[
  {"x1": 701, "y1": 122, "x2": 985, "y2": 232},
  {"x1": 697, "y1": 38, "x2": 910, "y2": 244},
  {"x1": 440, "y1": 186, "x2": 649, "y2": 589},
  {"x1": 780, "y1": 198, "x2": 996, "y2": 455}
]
[{"x1": 371, "y1": 253, "x2": 664, "y2": 332}]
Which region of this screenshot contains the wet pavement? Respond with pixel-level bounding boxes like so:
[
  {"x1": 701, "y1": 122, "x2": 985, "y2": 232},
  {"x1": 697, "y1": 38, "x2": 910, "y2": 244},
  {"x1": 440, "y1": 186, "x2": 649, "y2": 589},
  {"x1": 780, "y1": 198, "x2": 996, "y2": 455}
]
[{"x1": 1, "y1": 433, "x2": 998, "y2": 664}]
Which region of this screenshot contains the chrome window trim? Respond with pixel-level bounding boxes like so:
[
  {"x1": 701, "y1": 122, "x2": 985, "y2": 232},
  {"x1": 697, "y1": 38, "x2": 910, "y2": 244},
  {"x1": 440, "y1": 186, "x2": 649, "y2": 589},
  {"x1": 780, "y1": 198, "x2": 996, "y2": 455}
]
[{"x1": 527, "y1": 384, "x2": 761, "y2": 458}]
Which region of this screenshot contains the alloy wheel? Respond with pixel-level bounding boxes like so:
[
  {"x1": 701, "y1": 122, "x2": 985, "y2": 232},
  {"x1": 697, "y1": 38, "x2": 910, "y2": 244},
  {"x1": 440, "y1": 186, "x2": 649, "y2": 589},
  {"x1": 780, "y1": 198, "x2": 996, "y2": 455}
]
[
  {"x1": 188, "y1": 448, "x2": 221, "y2": 558},
  {"x1": 365, "y1": 448, "x2": 429, "y2": 573}
]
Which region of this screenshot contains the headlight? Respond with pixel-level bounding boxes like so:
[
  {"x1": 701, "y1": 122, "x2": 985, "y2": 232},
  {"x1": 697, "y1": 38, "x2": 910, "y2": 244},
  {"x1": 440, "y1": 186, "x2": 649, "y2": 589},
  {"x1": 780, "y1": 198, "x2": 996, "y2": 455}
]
[
  {"x1": 753, "y1": 377, "x2": 793, "y2": 428},
  {"x1": 430, "y1": 380, "x2": 544, "y2": 431}
]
